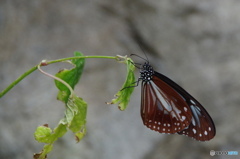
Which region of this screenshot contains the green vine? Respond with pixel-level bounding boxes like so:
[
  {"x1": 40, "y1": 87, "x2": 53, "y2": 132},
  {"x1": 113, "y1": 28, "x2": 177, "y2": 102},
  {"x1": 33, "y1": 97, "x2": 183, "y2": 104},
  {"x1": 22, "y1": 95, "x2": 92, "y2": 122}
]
[{"x1": 0, "y1": 52, "x2": 136, "y2": 159}]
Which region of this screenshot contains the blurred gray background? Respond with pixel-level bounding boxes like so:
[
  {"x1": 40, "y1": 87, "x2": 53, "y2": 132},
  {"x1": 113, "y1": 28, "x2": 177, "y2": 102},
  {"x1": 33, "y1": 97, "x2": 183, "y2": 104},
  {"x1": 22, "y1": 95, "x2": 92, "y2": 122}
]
[{"x1": 1, "y1": 0, "x2": 240, "y2": 159}]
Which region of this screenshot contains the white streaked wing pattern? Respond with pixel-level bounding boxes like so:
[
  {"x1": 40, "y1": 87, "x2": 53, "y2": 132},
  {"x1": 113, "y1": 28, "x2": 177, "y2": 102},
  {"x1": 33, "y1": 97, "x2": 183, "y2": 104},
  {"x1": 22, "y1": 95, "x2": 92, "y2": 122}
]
[
  {"x1": 139, "y1": 62, "x2": 215, "y2": 141},
  {"x1": 141, "y1": 77, "x2": 192, "y2": 134},
  {"x1": 152, "y1": 72, "x2": 216, "y2": 141}
]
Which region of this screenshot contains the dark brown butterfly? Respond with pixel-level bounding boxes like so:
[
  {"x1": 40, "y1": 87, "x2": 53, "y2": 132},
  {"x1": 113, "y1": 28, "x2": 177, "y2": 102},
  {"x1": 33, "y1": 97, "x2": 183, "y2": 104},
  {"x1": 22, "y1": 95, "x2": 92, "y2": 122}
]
[{"x1": 138, "y1": 61, "x2": 215, "y2": 141}]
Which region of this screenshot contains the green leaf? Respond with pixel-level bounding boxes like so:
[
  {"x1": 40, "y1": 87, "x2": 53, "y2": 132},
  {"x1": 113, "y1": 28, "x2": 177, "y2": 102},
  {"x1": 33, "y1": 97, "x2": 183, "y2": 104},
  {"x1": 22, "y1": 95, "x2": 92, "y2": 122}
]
[
  {"x1": 34, "y1": 124, "x2": 67, "y2": 144},
  {"x1": 55, "y1": 52, "x2": 85, "y2": 103},
  {"x1": 34, "y1": 125, "x2": 52, "y2": 143},
  {"x1": 34, "y1": 124, "x2": 67, "y2": 159},
  {"x1": 65, "y1": 94, "x2": 87, "y2": 142},
  {"x1": 33, "y1": 95, "x2": 88, "y2": 157},
  {"x1": 54, "y1": 52, "x2": 87, "y2": 142},
  {"x1": 108, "y1": 56, "x2": 136, "y2": 110},
  {"x1": 34, "y1": 52, "x2": 87, "y2": 158},
  {"x1": 67, "y1": 96, "x2": 87, "y2": 131}
]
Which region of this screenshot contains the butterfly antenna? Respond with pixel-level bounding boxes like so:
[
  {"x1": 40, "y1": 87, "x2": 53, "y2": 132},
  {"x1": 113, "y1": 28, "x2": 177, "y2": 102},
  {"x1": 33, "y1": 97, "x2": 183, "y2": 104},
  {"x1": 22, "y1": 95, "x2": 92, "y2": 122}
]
[
  {"x1": 138, "y1": 44, "x2": 149, "y2": 62},
  {"x1": 130, "y1": 54, "x2": 148, "y2": 63}
]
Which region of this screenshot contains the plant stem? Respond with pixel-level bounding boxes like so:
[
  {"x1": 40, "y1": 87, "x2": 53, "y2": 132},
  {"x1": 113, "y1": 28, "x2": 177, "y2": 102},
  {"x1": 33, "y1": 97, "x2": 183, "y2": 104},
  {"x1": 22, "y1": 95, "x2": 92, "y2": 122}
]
[
  {"x1": 0, "y1": 55, "x2": 118, "y2": 98},
  {"x1": 0, "y1": 65, "x2": 38, "y2": 98},
  {"x1": 46, "y1": 55, "x2": 117, "y2": 65}
]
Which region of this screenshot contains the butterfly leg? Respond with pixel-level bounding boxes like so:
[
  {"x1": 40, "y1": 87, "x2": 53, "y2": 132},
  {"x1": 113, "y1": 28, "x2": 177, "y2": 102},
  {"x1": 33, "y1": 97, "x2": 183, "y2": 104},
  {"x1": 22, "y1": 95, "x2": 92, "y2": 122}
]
[{"x1": 121, "y1": 77, "x2": 142, "y2": 91}]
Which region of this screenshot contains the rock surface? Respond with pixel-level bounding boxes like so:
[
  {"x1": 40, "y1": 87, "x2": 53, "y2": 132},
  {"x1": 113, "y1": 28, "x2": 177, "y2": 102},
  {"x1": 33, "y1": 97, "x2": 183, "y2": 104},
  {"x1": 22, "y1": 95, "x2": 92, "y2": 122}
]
[{"x1": 1, "y1": 0, "x2": 240, "y2": 159}]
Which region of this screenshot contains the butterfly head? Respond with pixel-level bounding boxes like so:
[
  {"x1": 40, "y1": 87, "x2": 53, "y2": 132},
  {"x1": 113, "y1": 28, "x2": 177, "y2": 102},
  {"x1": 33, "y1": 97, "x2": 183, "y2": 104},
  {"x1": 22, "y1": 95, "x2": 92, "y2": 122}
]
[{"x1": 140, "y1": 62, "x2": 154, "y2": 83}]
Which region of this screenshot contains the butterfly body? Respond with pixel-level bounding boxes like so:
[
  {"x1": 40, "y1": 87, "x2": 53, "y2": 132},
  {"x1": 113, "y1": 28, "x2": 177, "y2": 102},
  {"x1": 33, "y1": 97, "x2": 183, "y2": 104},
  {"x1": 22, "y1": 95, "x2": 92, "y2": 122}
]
[{"x1": 139, "y1": 62, "x2": 215, "y2": 141}]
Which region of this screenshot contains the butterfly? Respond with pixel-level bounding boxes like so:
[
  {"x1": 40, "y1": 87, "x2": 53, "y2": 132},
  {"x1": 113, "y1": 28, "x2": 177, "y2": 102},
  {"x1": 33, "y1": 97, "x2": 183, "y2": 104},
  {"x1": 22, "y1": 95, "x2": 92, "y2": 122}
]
[{"x1": 135, "y1": 59, "x2": 216, "y2": 141}]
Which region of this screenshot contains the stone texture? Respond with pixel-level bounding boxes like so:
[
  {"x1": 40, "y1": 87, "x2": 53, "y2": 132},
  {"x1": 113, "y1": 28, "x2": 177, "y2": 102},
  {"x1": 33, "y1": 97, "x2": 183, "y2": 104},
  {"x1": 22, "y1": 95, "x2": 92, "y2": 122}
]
[{"x1": 1, "y1": 0, "x2": 240, "y2": 159}]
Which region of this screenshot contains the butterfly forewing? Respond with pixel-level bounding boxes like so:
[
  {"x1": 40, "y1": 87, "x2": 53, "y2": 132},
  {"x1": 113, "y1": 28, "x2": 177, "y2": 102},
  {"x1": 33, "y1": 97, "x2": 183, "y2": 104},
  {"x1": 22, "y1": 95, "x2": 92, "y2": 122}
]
[
  {"x1": 141, "y1": 75, "x2": 192, "y2": 134},
  {"x1": 153, "y1": 71, "x2": 216, "y2": 141}
]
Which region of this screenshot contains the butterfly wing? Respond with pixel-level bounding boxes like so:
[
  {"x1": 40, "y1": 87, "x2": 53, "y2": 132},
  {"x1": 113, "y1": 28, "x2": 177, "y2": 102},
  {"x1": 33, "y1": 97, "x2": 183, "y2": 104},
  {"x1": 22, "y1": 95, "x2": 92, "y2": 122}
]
[
  {"x1": 153, "y1": 71, "x2": 216, "y2": 141},
  {"x1": 177, "y1": 100, "x2": 216, "y2": 141},
  {"x1": 141, "y1": 75, "x2": 192, "y2": 134}
]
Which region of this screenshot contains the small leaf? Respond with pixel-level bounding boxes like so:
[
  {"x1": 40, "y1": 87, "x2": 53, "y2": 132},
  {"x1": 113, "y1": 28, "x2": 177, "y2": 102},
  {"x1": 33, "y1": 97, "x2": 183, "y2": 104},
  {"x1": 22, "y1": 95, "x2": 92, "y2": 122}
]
[
  {"x1": 34, "y1": 123, "x2": 67, "y2": 144},
  {"x1": 34, "y1": 123, "x2": 68, "y2": 159},
  {"x1": 65, "y1": 94, "x2": 87, "y2": 142},
  {"x1": 108, "y1": 56, "x2": 136, "y2": 110},
  {"x1": 67, "y1": 95, "x2": 87, "y2": 131},
  {"x1": 55, "y1": 52, "x2": 85, "y2": 103},
  {"x1": 34, "y1": 125, "x2": 52, "y2": 143}
]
